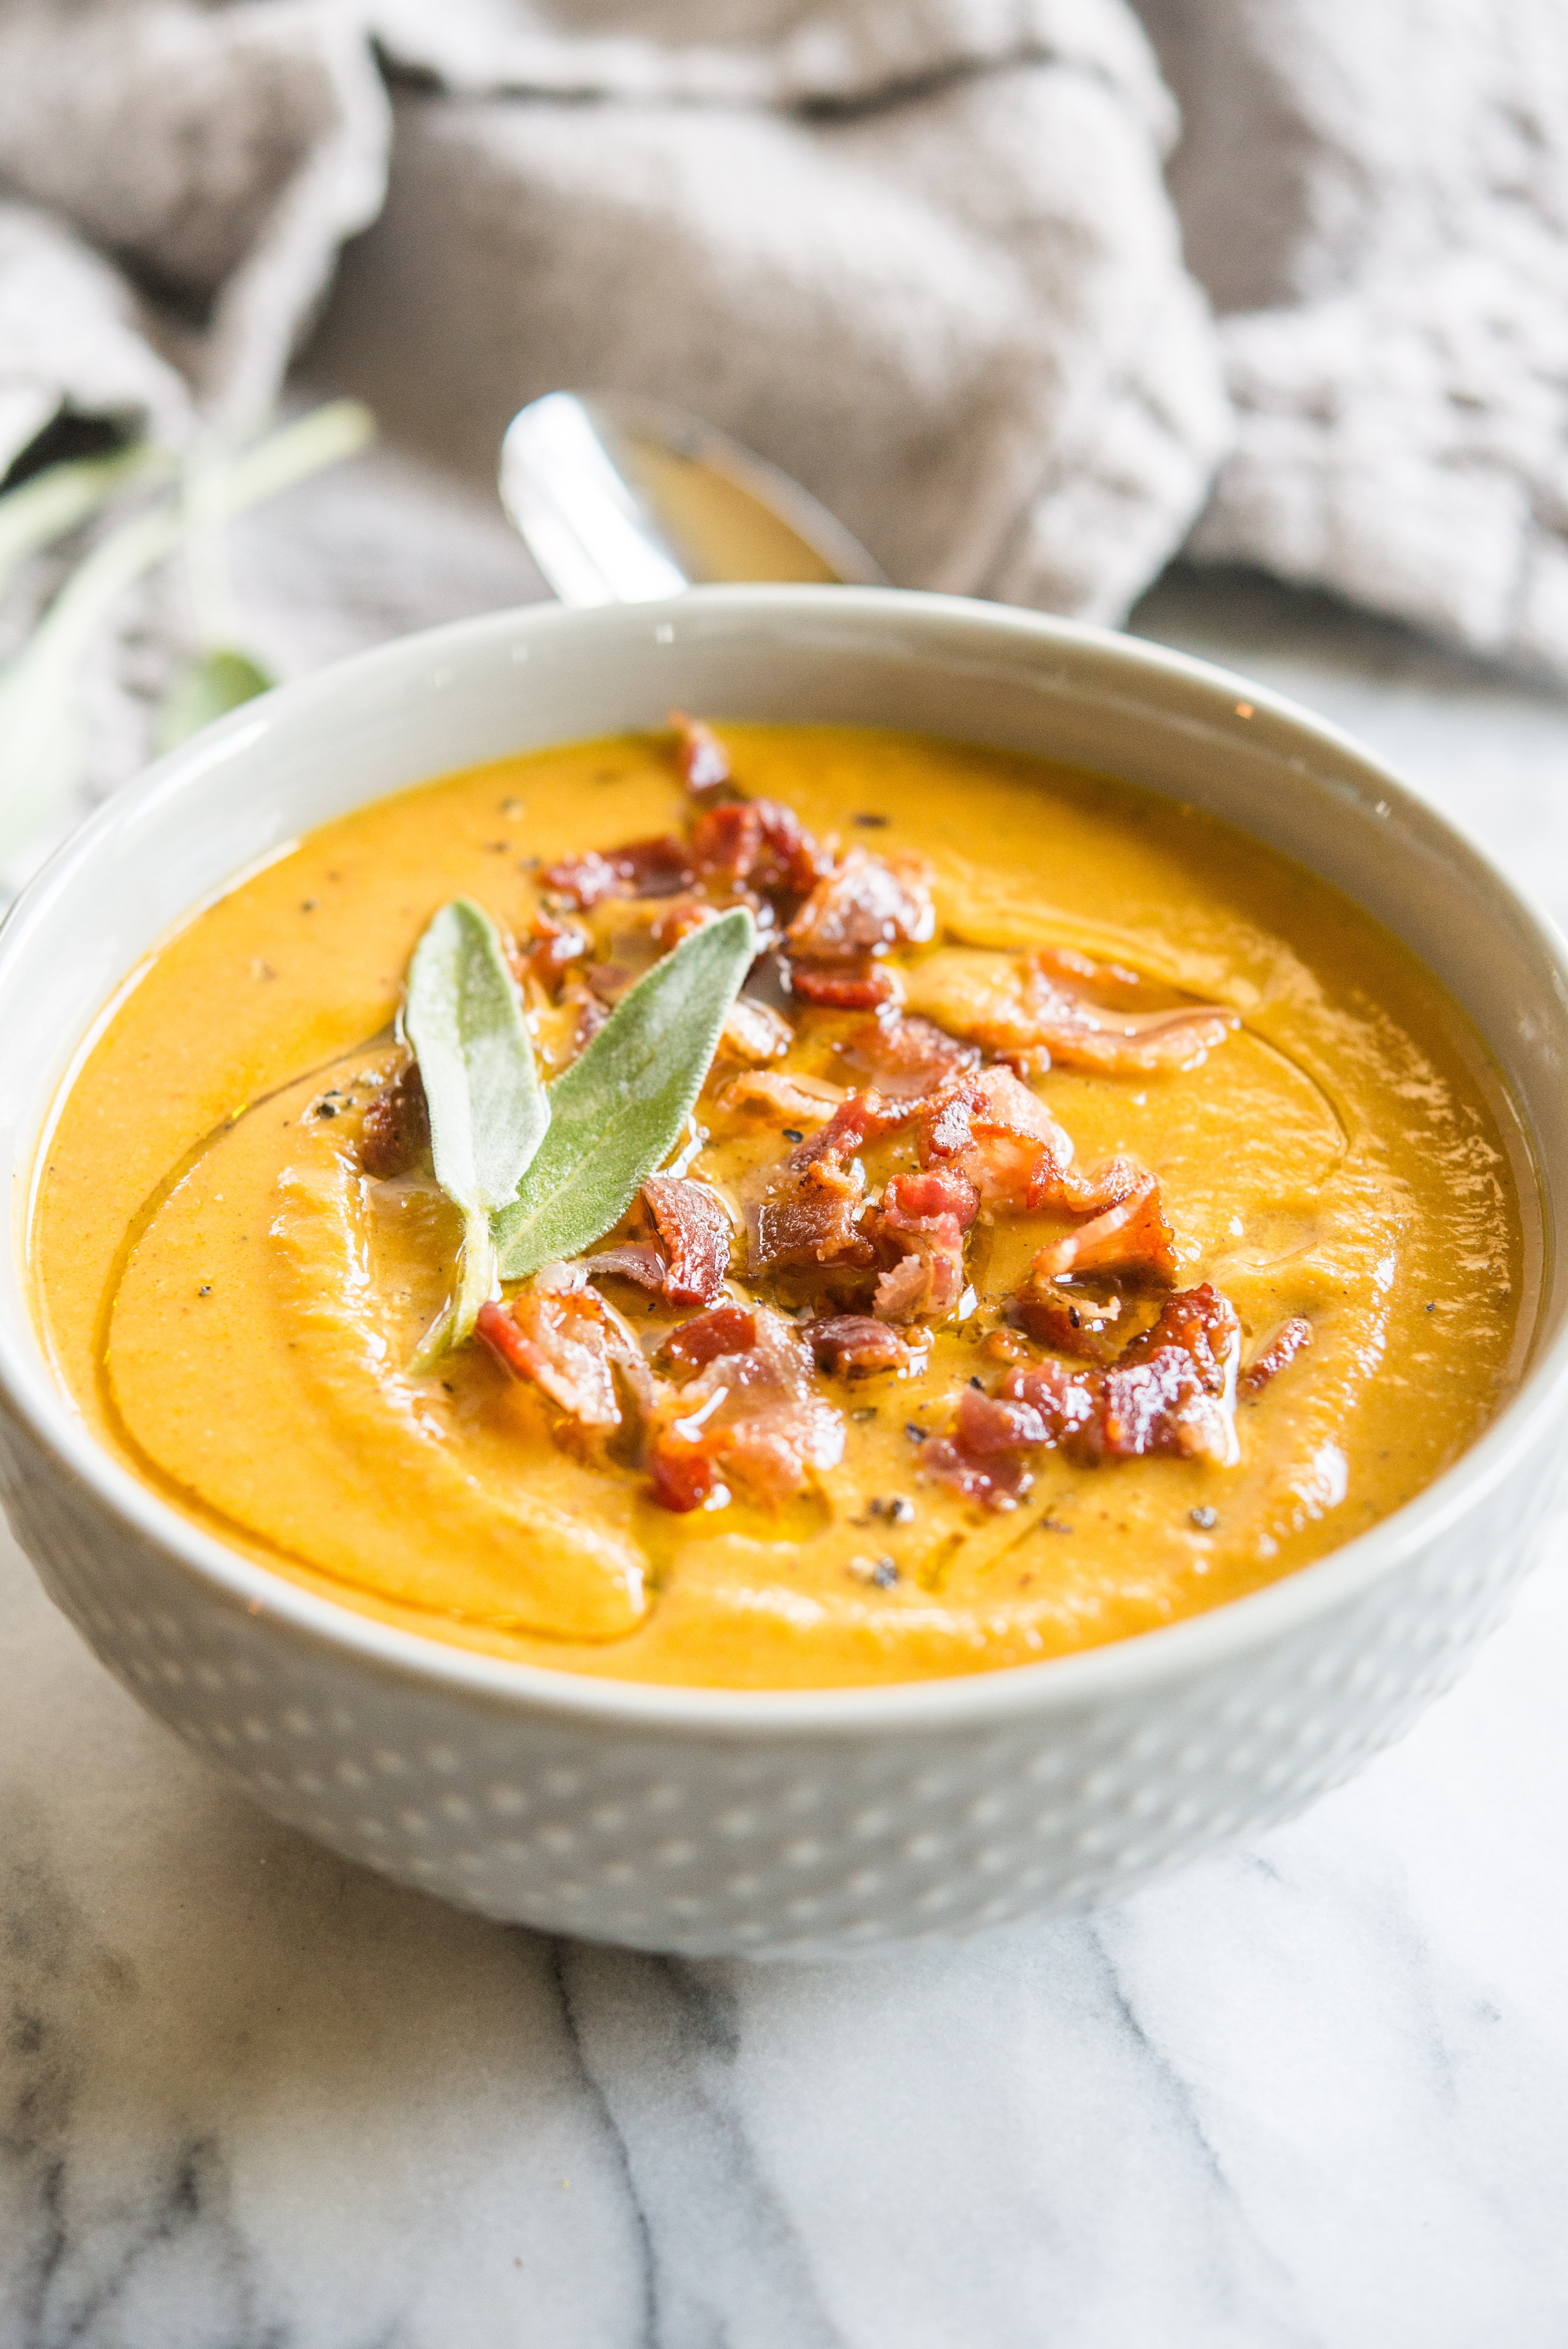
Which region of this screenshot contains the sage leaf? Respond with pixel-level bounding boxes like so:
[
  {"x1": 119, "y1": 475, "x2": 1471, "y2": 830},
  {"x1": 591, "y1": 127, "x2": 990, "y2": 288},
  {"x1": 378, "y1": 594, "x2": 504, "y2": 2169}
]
[
  {"x1": 405, "y1": 897, "x2": 548, "y2": 1366},
  {"x1": 495, "y1": 905, "x2": 754, "y2": 1281},
  {"x1": 155, "y1": 646, "x2": 275, "y2": 754}
]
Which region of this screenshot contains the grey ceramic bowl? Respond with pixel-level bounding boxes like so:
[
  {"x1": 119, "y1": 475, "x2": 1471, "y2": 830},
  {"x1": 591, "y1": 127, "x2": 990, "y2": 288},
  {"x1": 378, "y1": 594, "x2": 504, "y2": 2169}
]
[{"x1": 1, "y1": 587, "x2": 1564, "y2": 1959}]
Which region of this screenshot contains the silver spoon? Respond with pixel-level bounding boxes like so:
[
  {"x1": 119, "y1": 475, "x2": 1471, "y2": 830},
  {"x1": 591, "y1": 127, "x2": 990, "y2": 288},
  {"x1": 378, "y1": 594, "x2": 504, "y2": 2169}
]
[{"x1": 498, "y1": 390, "x2": 884, "y2": 605}]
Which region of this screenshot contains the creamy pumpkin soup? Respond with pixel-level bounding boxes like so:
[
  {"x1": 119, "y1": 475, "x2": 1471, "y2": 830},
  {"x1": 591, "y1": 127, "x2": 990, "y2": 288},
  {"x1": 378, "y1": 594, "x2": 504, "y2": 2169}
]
[{"x1": 30, "y1": 723, "x2": 1530, "y2": 1688}]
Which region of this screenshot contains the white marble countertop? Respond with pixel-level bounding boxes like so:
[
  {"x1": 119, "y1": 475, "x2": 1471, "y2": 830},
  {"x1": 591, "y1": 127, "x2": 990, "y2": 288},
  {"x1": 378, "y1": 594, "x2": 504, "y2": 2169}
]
[{"x1": 5, "y1": 444, "x2": 1568, "y2": 2345}]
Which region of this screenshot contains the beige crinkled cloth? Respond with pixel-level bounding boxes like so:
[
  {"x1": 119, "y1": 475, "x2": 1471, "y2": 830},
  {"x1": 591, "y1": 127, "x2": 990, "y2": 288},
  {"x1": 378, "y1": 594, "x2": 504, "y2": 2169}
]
[{"x1": 0, "y1": 0, "x2": 1565, "y2": 735}]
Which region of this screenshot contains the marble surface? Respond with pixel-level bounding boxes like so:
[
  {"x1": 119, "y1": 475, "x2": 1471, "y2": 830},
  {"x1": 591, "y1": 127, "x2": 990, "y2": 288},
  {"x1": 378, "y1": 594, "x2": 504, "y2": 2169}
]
[{"x1": 6, "y1": 445, "x2": 1568, "y2": 2344}]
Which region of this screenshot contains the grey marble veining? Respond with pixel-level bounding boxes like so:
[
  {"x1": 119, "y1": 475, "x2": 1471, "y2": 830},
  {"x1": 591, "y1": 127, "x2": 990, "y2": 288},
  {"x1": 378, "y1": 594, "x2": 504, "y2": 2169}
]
[{"x1": 5, "y1": 460, "x2": 1568, "y2": 2344}]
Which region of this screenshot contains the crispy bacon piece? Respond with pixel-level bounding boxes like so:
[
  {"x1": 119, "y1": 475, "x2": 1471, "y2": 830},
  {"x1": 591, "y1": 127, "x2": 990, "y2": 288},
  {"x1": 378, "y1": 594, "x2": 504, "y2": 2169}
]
[
  {"x1": 541, "y1": 835, "x2": 694, "y2": 909},
  {"x1": 640, "y1": 1176, "x2": 732, "y2": 1307},
  {"x1": 1009, "y1": 1283, "x2": 1124, "y2": 1362},
  {"x1": 869, "y1": 1168, "x2": 979, "y2": 1322},
  {"x1": 920, "y1": 1064, "x2": 1077, "y2": 1212},
  {"x1": 719, "y1": 995, "x2": 793, "y2": 1064},
  {"x1": 837, "y1": 1014, "x2": 977, "y2": 1100},
  {"x1": 745, "y1": 1091, "x2": 902, "y2": 1272},
  {"x1": 578, "y1": 1243, "x2": 669, "y2": 1292},
  {"x1": 1032, "y1": 1163, "x2": 1176, "y2": 1285},
  {"x1": 715, "y1": 1068, "x2": 846, "y2": 1124},
  {"x1": 786, "y1": 960, "x2": 898, "y2": 1009},
  {"x1": 359, "y1": 1060, "x2": 430, "y2": 1178},
  {"x1": 903, "y1": 947, "x2": 1236, "y2": 1075},
  {"x1": 583, "y1": 1178, "x2": 731, "y2": 1308},
  {"x1": 690, "y1": 797, "x2": 826, "y2": 904},
  {"x1": 808, "y1": 1314, "x2": 929, "y2": 1376},
  {"x1": 663, "y1": 1303, "x2": 756, "y2": 1368},
  {"x1": 649, "y1": 1304, "x2": 844, "y2": 1511},
  {"x1": 921, "y1": 1365, "x2": 1097, "y2": 1505},
  {"x1": 1239, "y1": 1315, "x2": 1312, "y2": 1399},
  {"x1": 672, "y1": 712, "x2": 732, "y2": 795},
  {"x1": 786, "y1": 847, "x2": 935, "y2": 963},
  {"x1": 748, "y1": 1154, "x2": 869, "y2": 1270},
  {"x1": 513, "y1": 912, "x2": 589, "y2": 998},
  {"x1": 921, "y1": 1283, "x2": 1240, "y2": 1506},
  {"x1": 477, "y1": 1289, "x2": 621, "y2": 1430},
  {"x1": 1085, "y1": 1285, "x2": 1240, "y2": 1463}
]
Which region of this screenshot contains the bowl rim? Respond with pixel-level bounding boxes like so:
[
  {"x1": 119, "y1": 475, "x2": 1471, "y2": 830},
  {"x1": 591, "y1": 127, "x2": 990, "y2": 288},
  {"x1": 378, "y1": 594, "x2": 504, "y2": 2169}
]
[{"x1": 6, "y1": 581, "x2": 1567, "y2": 1739}]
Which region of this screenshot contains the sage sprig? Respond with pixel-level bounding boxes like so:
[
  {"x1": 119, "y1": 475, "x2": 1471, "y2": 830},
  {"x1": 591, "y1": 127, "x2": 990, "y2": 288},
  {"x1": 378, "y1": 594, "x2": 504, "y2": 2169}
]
[
  {"x1": 405, "y1": 898, "x2": 548, "y2": 1368},
  {"x1": 494, "y1": 906, "x2": 754, "y2": 1281}
]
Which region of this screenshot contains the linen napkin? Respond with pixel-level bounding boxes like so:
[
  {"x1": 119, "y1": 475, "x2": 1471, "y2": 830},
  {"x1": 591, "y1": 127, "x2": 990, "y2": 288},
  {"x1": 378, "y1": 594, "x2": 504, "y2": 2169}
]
[{"x1": 0, "y1": 0, "x2": 1564, "y2": 831}]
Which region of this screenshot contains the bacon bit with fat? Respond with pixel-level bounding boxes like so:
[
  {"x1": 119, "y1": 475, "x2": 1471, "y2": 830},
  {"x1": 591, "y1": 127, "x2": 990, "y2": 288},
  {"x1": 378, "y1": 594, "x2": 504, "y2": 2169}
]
[
  {"x1": 836, "y1": 1012, "x2": 977, "y2": 1099},
  {"x1": 1031, "y1": 1162, "x2": 1176, "y2": 1284},
  {"x1": 869, "y1": 1168, "x2": 978, "y2": 1322},
  {"x1": 922, "y1": 1284, "x2": 1240, "y2": 1506},
  {"x1": 541, "y1": 835, "x2": 694, "y2": 909},
  {"x1": 359, "y1": 1059, "x2": 430, "y2": 1178},
  {"x1": 672, "y1": 712, "x2": 733, "y2": 795},
  {"x1": 649, "y1": 1303, "x2": 844, "y2": 1511},
  {"x1": 1239, "y1": 1314, "x2": 1313, "y2": 1399},
  {"x1": 808, "y1": 1314, "x2": 929, "y2": 1376}
]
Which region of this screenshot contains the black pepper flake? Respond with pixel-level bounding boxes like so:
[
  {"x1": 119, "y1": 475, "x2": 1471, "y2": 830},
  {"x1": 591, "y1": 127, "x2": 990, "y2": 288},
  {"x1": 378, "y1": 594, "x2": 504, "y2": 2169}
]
[
  {"x1": 442, "y1": 1380, "x2": 455, "y2": 1393},
  {"x1": 853, "y1": 812, "x2": 890, "y2": 828},
  {"x1": 1425, "y1": 1301, "x2": 1436, "y2": 1313},
  {"x1": 198, "y1": 1284, "x2": 211, "y2": 1297},
  {"x1": 905, "y1": 1421, "x2": 928, "y2": 1443},
  {"x1": 301, "y1": 899, "x2": 317, "y2": 911},
  {"x1": 1068, "y1": 1306, "x2": 1082, "y2": 1328},
  {"x1": 781, "y1": 1127, "x2": 805, "y2": 1143},
  {"x1": 969, "y1": 1375, "x2": 983, "y2": 1390},
  {"x1": 317, "y1": 1102, "x2": 337, "y2": 1118},
  {"x1": 851, "y1": 1406, "x2": 878, "y2": 1423},
  {"x1": 872, "y1": 1558, "x2": 899, "y2": 1587},
  {"x1": 1191, "y1": 1505, "x2": 1217, "y2": 1530}
]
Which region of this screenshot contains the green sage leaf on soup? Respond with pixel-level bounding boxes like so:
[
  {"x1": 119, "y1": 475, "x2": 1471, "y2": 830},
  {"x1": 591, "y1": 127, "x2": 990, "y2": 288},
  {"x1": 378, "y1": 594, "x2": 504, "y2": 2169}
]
[
  {"x1": 404, "y1": 896, "x2": 549, "y2": 1366},
  {"x1": 155, "y1": 646, "x2": 276, "y2": 754},
  {"x1": 495, "y1": 905, "x2": 754, "y2": 1282}
]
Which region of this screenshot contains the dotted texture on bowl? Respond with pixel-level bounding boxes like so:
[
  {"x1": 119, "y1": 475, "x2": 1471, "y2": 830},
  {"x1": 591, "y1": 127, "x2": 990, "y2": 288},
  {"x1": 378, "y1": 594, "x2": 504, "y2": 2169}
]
[{"x1": 0, "y1": 1397, "x2": 1560, "y2": 1960}]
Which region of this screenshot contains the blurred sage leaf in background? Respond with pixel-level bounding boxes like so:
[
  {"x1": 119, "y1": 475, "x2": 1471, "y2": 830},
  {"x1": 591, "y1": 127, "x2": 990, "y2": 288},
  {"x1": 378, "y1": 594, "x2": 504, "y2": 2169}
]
[
  {"x1": 0, "y1": 398, "x2": 375, "y2": 874},
  {"x1": 154, "y1": 646, "x2": 276, "y2": 753}
]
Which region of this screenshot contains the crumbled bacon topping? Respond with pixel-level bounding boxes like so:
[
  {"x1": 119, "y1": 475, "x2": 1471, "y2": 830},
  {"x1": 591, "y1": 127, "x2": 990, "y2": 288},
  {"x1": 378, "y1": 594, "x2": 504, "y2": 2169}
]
[
  {"x1": 690, "y1": 797, "x2": 826, "y2": 906},
  {"x1": 640, "y1": 1176, "x2": 732, "y2": 1307},
  {"x1": 869, "y1": 1168, "x2": 979, "y2": 1322},
  {"x1": 663, "y1": 1302, "x2": 756, "y2": 1368},
  {"x1": 715, "y1": 1068, "x2": 846, "y2": 1125},
  {"x1": 744, "y1": 1092, "x2": 901, "y2": 1272},
  {"x1": 1032, "y1": 1163, "x2": 1176, "y2": 1285},
  {"x1": 673, "y1": 712, "x2": 732, "y2": 795},
  {"x1": 719, "y1": 996, "x2": 793, "y2": 1064},
  {"x1": 786, "y1": 847, "x2": 935, "y2": 963},
  {"x1": 1009, "y1": 1282, "x2": 1124, "y2": 1362},
  {"x1": 905, "y1": 946, "x2": 1236, "y2": 1075},
  {"x1": 837, "y1": 1013, "x2": 977, "y2": 1099},
  {"x1": 583, "y1": 1178, "x2": 731, "y2": 1308},
  {"x1": 921, "y1": 1284, "x2": 1240, "y2": 1506},
  {"x1": 919, "y1": 1064, "x2": 1077, "y2": 1212},
  {"x1": 808, "y1": 1314, "x2": 929, "y2": 1376},
  {"x1": 785, "y1": 961, "x2": 898, "y2": 1009},
  {"x1": 541, "y1": 835, "x2": 694, "y2": 909},
  {"x1": 477, "y1": 1288, "x2": 622, "y2": 1431},
  {"x1": 513, "y1": 912, "x2": 589, "y2": 999},
  {"x1": 1239, "y1": 1314, "x2": 1312, "y2": 1399},
  {"x1": 359, "y1": 1059, "x2": 430, "y2": 1178},
  {"x1": 649, "y1": 1303, "x2": 844, "y2": 1510}
]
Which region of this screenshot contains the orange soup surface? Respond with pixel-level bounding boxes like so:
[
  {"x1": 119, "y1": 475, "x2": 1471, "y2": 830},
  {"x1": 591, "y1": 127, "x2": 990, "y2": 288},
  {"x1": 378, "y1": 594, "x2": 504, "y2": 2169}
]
[{"x1": 31, "y1": 725, "x2": 1532, "y2": 1687}]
